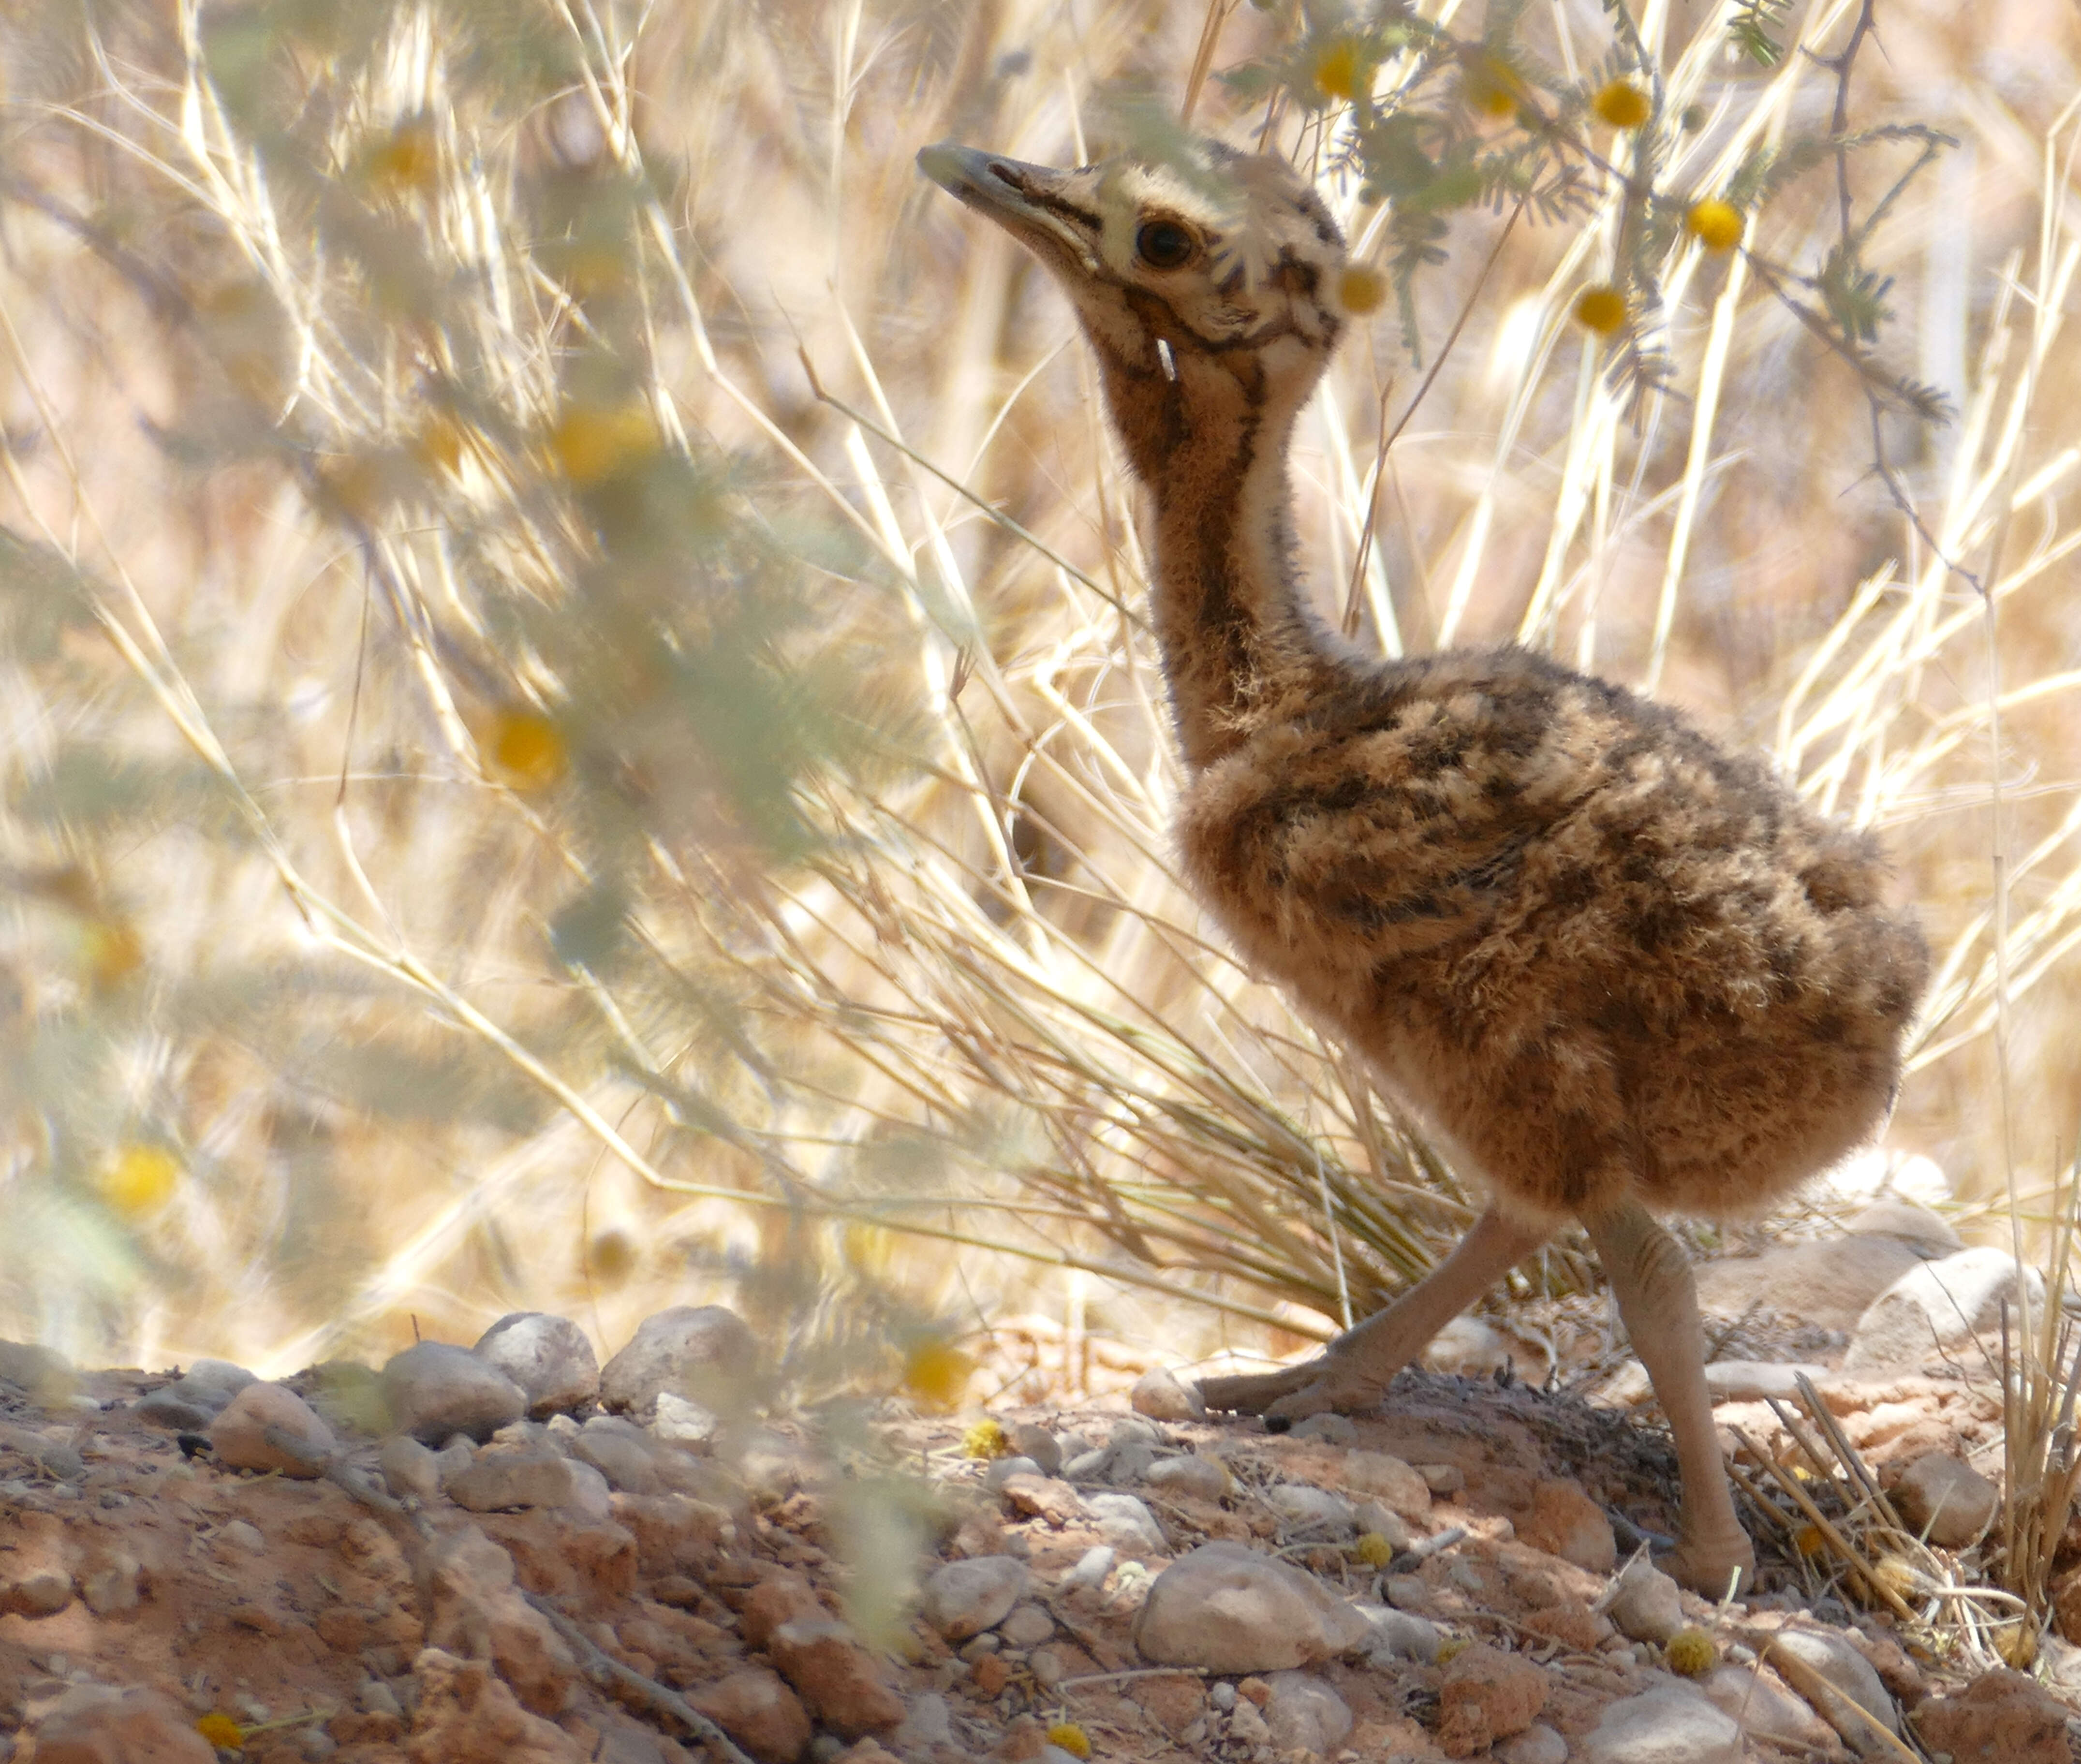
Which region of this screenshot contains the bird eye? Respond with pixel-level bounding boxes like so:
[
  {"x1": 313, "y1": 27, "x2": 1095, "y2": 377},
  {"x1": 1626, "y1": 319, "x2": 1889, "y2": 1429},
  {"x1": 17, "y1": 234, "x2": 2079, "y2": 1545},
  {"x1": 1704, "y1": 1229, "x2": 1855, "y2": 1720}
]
[{"x1": 1136, "y1": 220, "x2": 1195, "y2": 270}]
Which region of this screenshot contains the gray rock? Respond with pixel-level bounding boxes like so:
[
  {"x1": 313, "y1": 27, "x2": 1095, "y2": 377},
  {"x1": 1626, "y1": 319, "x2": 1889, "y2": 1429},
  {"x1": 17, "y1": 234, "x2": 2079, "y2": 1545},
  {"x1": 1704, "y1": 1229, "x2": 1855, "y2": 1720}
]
[
  {"x1": 1265, "y1": 1483, "x2": 1357, "y2": 1537},
  {"x1": 1129, "y1": 1367, "x2": 1205, "y2": 1421},
  {"x1": 432, "y1": 1438, "x2": 476, "y2": 1487},
  {"x1": 1056, "y1": 1545, "x2": 1115, "y2": 1592},
  {"x1": 920, "y1": 1555, "x2": 1027, "y2": 1640},
  {"x1": 1845, "y1": 1247, "x2": 2047, "y2": 1373},
  {"x1": 999, "y1": 1603, "x2": 1054, "y2": 1647},
  {"x1": 1417, "y1": 1462, "x2": 1465, "y2": 1495},
  {"x1": 380, "y1": 1342, "x2": 527, "y2": 1444},
  {"x1": 1767, "y1": 1627, "x2": 1899, "y2": 1733},
  {"x1": 136, "y1": 1359, "x2": 256, "y2": 1431},
  {"x1": 1352, "y1": 1501, "x2": 1413, "y2": 1550},
  {"x1": 1578, "y1": 1687, "x2": 1740, "y2": 1764},
  {"x1": 1337, "y1": 1450, "x2": 1432, "y2": 1517},
  {"x1": 80, "y1": 1551, "x2": 141, "y2": 1615},
  {"x1": 1355, "y1": 1603, "x2": 1442, "y2": 1663},
  {"x1": 1263, "y1": 1670, "x2": 1352, "y2": 1752},
  {"x1": 1601, "y1": 1555, "x2": 1685, "y2": 1644},
  {"x1": 1498, "y1": 1721, "x2": 1569, "y2": 1764},
  {"x1": 1288, "y1": 1412, "x2": 1357, "y2": 1445},
  {"x1": 598, "y1": 1305, "x2": 756, "y2": 1417},
  {"x1": 218, "y1": 1519, "x2": 266, "y2": 1555},
  {"x1": 1697, "y1": 1235, "x2": 1935, "y2": 1333},
  {"x1": 1086, "y1": 1491, "x2": 1166, "y2": 1554},
  {"x1": 1699, "y1": 1664, "x2": 1833, "y2": 1749},
  {"x1": 208, "y1": 1382, "x2": 338, "y2": 1477},
  {"x1": 0, "y1": 1340, "x2": 72, "y2": 1402},
  {"x1": 1134, "y1": 1542, "x2": 1373, "y2": 1673},
  {"x1": 984, "y1": 1455, "x2": 1044, "y2": 1491},
  {"x1": 1062, "y1": 1447, "x2": 1108, "y2": 1481},
  {"x1": 445, "y1": 1449, "x2": 612, "y2": 1520},
  {"x1": 1893, "y1": 1451, "x2": 2000, "y2": 1546},
  {"x1": 651, "y1": 1391, "x2": 722, "y2": 1451},
  {"x1": 1005, "y1": 1423, "x2": 1062, "y2": 1475},
  {"x1": 1144, "y1": 1455, "x2": 1229, "y2": 1501},
  {"x1": 891, "y1": 1691, "x2": 951, "y2": 1752},
  {"x1": 569, "y1": 1417, "x2": 661, "y2": 1493},
  {"x1": 473, "y1": 1313, "x2": 599, "y2": 1418},
  {"x1": 378, "y1": 1434, "x2": 442, "y2": 1503}
]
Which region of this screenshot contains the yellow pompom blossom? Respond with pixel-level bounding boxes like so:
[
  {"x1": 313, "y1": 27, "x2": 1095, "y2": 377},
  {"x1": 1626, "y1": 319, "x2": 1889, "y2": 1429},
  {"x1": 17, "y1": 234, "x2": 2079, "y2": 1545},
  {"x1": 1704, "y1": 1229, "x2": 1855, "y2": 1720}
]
[
  {"x1": 1685, "y1": 199, "x2": 1745, "y2": 253},
  {"x1": 488, "y1": 710, "x2": 568, "y2": 792},
  {"x1": 1574, "y1": 285, "x2": 1628, "y2": 334},
  {"x1": 82, "y1": 918, "x2": 145, "y2": 990},
  {"x1": 1313, "y1": 38, "x2": 1370, "y2": 103},
  {"x1": 1045, "y1": 1723, "x2": 1092, "y2": 1759},
  {"x1": 1792, "y1": 1523, "x2": 1827, "y2": 1558},
  {"x1": 1338, "y1": 265, "x2": 1387, "y2": 316},
  {"x1": 549, "y1": 402, "x2": 658, "y2": 485},
  {"x1": 1591, "y1": 79, "x2": 1651, "y2": 129},
  {"x1": 100, "y1": 1146, "x2": 181, "y2": 1218},
  {"x1": 1435, "y1": 1635, "x2": 1469, "y2": 1665},
  {"x1": 1352, "y1": 1530, "x2": 1397, "y2": 1568},
  {"x1": 1666, "y1": 1628, "x2": 1718, "y2": 1676},
  {"x1": 1461, "y1": 54, "x2": 1523, "y2": 118},
  {"x1": 363, "y1": 117, "x2": 439, "y2": 199},
  {"x1": 903, "y1": 1341, "x2": 974, "y2": 1411},
  {"x1": 961, "y1": 1417, "x2": 1011, "y2": 1459},
  {"x1": 196, "y1": 1711, "x2": 244, "y2": 1749}
]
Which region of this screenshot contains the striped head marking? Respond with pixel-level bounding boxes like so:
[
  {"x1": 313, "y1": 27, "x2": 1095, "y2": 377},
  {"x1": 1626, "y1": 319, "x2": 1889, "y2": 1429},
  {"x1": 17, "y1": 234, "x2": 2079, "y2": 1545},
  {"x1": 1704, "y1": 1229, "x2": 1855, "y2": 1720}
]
[{"x1": 918, "y1": 138, "x2": 1350, "y2": 438}]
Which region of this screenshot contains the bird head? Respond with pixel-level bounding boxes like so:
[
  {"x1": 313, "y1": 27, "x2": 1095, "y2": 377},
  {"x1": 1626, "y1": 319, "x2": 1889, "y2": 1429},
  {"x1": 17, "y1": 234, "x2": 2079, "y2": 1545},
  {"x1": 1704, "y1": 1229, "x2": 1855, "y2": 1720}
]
[{"x1": 917, "y1": 138, "x2": 1351, "y2": 474}]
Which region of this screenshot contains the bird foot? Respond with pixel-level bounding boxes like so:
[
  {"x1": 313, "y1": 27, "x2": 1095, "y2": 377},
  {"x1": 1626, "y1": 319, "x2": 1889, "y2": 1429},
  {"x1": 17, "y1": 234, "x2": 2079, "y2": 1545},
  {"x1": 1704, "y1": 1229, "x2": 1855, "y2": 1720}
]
[
  {"x1": 1197, "y1": 1352, "x2": 1387, "y2": 1423},
  {"x1": 1656, "y1": 1534, "x2": 1756, "y2": 1602}
]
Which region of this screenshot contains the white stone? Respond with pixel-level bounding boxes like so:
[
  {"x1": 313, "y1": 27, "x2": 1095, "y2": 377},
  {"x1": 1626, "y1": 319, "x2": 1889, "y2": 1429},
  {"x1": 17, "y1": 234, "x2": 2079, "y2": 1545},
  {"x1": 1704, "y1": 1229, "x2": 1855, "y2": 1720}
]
[
  {"x1": 1355, "y1": 1603, "x2": 1442, "y2": 1663},
  {"x1": 208, "y1": 1383, "x2": 337, "y2": 1478},
  {"x1": 1577, "y1": 1687, "x2": 1741, "y2": 1764},
  {"x1": 1056, "y1": 1545, "x2": 1114, "y2": 1592},
  {"x1": 1005, "y1": 1424, "x2": 1063, "y2": 1475},
  {"x1": 473, "y1": 1312, "x2": 599, "y2": 1418},
  {"x1": 1498, "y1": 1721, "x2": 1569, "y2": 1764},
  {"x1": 1600, "y1": 1556, "x2": 1684, "y2": 1644},
  {"x1": 1288, "y1": 1411, "x2": 1356, "y2": 1445},
  {"x1": 598, "y1": 1305, "x2": 756, "y2": 1416},
  {"x1": 998, "y1": 1603, "x2": 1054, "y2": 1647},
  {"x1": 445, "y1": 1449, "x2": 612, "y2": 1520},
  {"x1": 1086, "y1": 1491, "x2": 1166, "y2": 1554},
  {"x1": 1129, "y1": 1367, "x2": 1205, "y2": 1421},
  {"x1": 1425, "y1": 1316, "x2": 1512, "y2": 1375},
  {"x1": 381, "y1": 1342, "x2": 527, "y2": 1444},
  {"x1": 1134, "y1": 1542, "x2": 1372, "y2": 1673},
  {"x1": 1263, "y1": 1670, "x2": 1353, "y2": 1752},
  {"x1": 1351, "y1": 1501, "x2": 1412, "y2": 1551},
  {"x1": 891, "y1": 1691, "x2": 952, "y2": 1752},
  {"x1": 920, "y1": 1556, "x2": 1027, "y2": 1640},
  {"x1": 1845, "y1": 1247, "x2": 2046, "y2": 1373},
  {"x1": 1145, "y1": 1455, "x2": 1228, "y2": 1500},
  {"x1": 1699, "y1": 1663, "x2": 1834, "y2": 1749},
  {"x1": 379, "y1": 1434, "x2": 442, "y2": 1502},
  {"x1": 1337, "y1": 1450, "x2": 1431, "y2": 1517},
  {"x1": 651, "y1": 1391, "x2": 722, "y2": 1450},
  {"x1": 1893, "y1": 1452, "x2": 1999, "y2": 1546},
  {"x1": 1265, "y1": 1484, "x2": 1356, "y2": 1537},
  {"x1": 984, "y1": 1455, "x2": 1044, "y2": 1491},
  {"x1": 1766, "y1": 1627, "x2": 1899, "y2": 1733}
]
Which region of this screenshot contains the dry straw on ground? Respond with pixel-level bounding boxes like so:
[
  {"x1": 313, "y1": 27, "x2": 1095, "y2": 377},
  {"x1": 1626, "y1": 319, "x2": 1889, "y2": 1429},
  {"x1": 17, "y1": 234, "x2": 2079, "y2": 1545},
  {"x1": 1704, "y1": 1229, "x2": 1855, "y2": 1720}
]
[{"x1": 0, "y1": 0, "x2": 2078, "y2": 1448}]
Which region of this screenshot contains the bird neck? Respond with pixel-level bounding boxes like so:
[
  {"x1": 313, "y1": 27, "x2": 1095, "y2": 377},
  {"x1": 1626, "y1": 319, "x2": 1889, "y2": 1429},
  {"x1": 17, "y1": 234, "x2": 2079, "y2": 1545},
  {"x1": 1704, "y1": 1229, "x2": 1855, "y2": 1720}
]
[{"x1": 1137, "y1": 386, "x2": 1349, "y2": 770}]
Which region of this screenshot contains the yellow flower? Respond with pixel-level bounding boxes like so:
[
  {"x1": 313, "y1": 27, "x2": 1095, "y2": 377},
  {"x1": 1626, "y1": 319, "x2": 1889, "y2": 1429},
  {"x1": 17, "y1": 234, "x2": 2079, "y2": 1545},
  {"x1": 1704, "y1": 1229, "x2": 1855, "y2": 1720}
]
[
  {"x1": 363, "y1": 118, "x2": 439, "y2": 199},
  {"x1": 100, "y1": 1146, "x2": 180, "y2": 1218},
  {"x1": 1353, "y1": 1530, "x2": 1397, "y2": 1567},
  {"x1": 1338, "y1": 266, "x2": 1387, "y2": 315},
  {"x1": 1666, "y1": 1627, "x2": 1717, "y2": 1676},
  {"x1": 1313, "y1": 39, "x2": 1369, "y2": 103},
  {"x1": 1792, "y1": 1522, "x2": 1826, "y2": 1557},
  {"x1": 1574, "y1": 285, "x2": 1628, "y2": 334},
  {"x1": 1591, "y1": 79, "x2": 1651, "y2": 129},
  {"x1": 1435, "y1": 1635, "x2": 1469, "y2": 1664},
  {"x1": 902, "y1": 1341, "x2": 974, "y2": 1411},
  {"x1": 196, "y1": 1711, "x2": 244, "y2": 1749},
  {"x1": 549, "y1": 403, "x2": 658, "y2": 485},
  {"x1": 1685, "y1": 199, "x2": 1744, "y2": 252},
  {"x1": 1045, "y1": 1723, "x2": 1092, "y2": 1759},
  {"x1": 489, "y1": 710, "x2": 568, "y2": 791},
  {"x1": 961, "y1": 1418, "x2": 1011, "y2": 1459},
  {"x1": 1462, "y1": 54, "x2": 1523, "y2": 118}
]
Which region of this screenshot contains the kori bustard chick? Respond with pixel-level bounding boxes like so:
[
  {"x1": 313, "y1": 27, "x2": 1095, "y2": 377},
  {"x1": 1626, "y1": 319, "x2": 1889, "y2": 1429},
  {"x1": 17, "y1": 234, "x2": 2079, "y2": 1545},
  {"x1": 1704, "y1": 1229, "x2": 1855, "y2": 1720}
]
[{"x1": 918, "y1": 137, "x2": 1929, "y2": 1595}]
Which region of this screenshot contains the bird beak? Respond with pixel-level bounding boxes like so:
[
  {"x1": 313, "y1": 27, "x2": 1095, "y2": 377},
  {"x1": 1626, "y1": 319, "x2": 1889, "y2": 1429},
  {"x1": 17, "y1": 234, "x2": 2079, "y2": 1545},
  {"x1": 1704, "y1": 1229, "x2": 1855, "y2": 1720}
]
[{"x1": 916, "y1": 143, "x2": 1101, "y2": 274}]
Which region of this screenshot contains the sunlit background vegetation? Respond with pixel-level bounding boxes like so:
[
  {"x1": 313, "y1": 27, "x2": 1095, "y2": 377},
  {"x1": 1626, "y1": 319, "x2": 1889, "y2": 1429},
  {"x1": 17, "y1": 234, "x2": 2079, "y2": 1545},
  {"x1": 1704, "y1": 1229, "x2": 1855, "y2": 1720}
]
[{"x1": 1, "y1": 0, "x2": 2077, "y2": 1402}]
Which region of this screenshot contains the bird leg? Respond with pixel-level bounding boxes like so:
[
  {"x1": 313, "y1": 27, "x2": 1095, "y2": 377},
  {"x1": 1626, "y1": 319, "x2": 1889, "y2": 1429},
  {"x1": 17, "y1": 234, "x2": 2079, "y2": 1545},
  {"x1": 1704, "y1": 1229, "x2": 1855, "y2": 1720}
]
[
  {"x1": 1197, "y1": 1205, "x2": 1551, "y2": 1422},
  {"x1": 1582, "y1": 1198, "x2": 1755, "y2": 1599}
]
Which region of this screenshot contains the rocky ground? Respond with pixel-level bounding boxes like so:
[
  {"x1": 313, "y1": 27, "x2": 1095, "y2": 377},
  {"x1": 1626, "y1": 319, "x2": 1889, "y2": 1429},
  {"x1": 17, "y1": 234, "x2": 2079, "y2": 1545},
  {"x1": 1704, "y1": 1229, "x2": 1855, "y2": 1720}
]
[{"x1": 4, "y1": 1196, "x2": 2081, "y2": 1764}]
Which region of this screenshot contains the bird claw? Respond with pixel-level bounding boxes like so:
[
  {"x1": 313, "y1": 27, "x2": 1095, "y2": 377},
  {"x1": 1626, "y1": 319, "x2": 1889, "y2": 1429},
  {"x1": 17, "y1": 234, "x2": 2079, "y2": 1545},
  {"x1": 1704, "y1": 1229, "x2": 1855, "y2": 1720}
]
[{"x1": 1198, "y1": 1353, "x2": 1385, "y2": 1421}]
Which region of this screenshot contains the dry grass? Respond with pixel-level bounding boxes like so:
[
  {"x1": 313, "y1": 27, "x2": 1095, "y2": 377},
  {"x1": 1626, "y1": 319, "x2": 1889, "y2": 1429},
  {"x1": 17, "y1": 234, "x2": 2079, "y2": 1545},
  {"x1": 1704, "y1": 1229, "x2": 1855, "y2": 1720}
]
[{"x1": 0, "y1": 0, "x2": 2078, "y2": 1487}]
